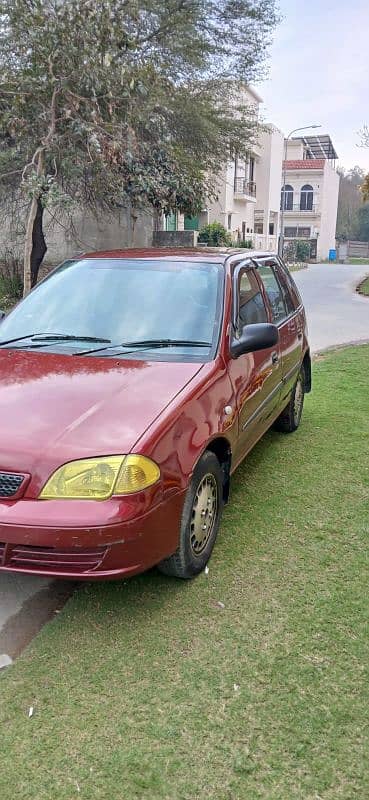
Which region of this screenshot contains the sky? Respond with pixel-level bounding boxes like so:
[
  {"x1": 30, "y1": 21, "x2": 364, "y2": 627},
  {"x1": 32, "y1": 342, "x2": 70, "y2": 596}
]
[{"x1": 257, "y1": 0, "x2": 369, "y2": 170}]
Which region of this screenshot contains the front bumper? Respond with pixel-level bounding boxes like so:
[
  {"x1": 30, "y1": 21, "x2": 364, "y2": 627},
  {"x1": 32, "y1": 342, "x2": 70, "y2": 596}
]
[{"x1": 0, "y1": 489, "x2": 185, "y2": 580}]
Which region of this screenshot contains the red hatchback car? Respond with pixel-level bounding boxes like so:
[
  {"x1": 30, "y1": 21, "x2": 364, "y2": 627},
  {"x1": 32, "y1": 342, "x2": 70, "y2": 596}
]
[{"x1": 0, "y1": 249, "x2": 310, "y2": 580}]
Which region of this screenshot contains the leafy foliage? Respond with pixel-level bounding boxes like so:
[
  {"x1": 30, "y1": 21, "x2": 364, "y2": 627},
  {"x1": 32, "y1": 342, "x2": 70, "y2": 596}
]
[
  {"x1": 0, "y1": 0, "x2": 278, "y2": 285},
  {"x1": 0, "y1": 249, "x2": 23, "y2": 301},
  {"x1": 336, "y1": 167, "x2": 366, "y2": 240},
  {"x1": 295, "y1": 240, "x2": 311, "y2": 262},
  {"x1": 359, "y1": 124, "x2": 369, "y2": 149},
  {"x1": 198, "y1": 222, "x2": 232, "y2": 246},
  {"x1": 361, "y1": 174, "x2": 369, "y2": 203},
  {"x1": 238, "y1": 239, "x2": 253, "y2": 248},
  {"x1": 284, "y1": 239, "x2": 311, "y2": 264},
  {"x1": 354, "y1": 204, "x2": 369, "y2": 242}
]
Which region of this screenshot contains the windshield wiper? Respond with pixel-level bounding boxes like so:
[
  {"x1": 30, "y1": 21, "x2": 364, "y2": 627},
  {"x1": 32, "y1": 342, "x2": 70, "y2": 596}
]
[
  {"x1": 32, "y1": 334, "x2": 111, "y2": 343},
  {"x1": 0, "y1": 333, "x2": 111, "y2": 348},
  {"x1": 75, "y1": 338, "x2": 212, "y2": 356}
]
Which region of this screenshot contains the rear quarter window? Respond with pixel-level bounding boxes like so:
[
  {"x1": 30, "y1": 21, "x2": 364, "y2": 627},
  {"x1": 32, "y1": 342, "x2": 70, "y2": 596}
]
[{"x1": 277, "y1": 259, "x2": 303, "y2": 309}]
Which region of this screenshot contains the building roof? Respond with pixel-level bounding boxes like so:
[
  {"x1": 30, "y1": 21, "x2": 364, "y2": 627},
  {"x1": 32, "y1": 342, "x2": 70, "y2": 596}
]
[
  {"x1": 283, "y1": 159, "x2": 326, "y2": 171},
  {"x1": 292, "y1": 134, "x2": 338, "y2": 161}
]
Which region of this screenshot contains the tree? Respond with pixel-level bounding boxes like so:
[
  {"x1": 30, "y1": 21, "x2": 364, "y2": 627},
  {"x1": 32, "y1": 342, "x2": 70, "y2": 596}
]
[
  {"x1": 361, "y1": 174, "x2": 369, "y2": 203},
  {"x1": 358, "y1": 126, "x2": 369, "y2": 202},
  {"x1": 0, "y1": 0, "x2": 278, "y2": 294},
  {"x1": 336, "y1": 166, "x2": 365, "y2": 240},
  {"x1": 360, "y1": 125, "x2": 369, "y2": 149},
  {"x1": 354, "y1": 204, "x2": 369, "y2": 242}
]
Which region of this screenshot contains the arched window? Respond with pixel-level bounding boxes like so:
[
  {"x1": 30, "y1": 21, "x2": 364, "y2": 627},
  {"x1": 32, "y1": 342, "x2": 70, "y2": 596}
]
[
  {"x1": 300, "y1": 184, "x2": 314, "y2": 211},
  {"x1": 281, "y1": 185, "x2": 294, "y2": 211}
]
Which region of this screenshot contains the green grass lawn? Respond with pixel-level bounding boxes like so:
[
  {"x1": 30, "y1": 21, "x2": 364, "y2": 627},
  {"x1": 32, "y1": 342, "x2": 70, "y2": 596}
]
[
  {"x1": 1, "y1": 346, "x2": 369, "y2": 800},
  {"x1": 357, "y1": 276, "x2": 369, "y2": 296},
  {"x1": 347, "y1": 258, "x2": 369, "y2": 265}
]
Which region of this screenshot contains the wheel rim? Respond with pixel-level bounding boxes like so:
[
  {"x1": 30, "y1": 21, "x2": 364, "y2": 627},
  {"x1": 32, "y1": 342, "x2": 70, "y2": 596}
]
[
  {"x1": 293, "y1": 376, "x2": 304, "y2": 424},
  {"x1": 190, "y1": 473, "x2": 218, "y2": 556}
]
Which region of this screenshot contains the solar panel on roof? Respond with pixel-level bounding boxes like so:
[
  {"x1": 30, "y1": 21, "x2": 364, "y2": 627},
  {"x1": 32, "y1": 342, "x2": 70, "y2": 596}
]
[{"x1": 292, "y1": 134, "x2": 338, "y2": 161}]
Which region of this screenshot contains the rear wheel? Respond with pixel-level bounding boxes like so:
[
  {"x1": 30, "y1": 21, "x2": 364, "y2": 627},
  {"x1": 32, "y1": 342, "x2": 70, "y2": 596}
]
[
  {"x1": 158, "y1": 451, "x2": 223, "y2": 579},
  {"x1": 274, "y1": 368, "x2": 305, "y2": 433}
]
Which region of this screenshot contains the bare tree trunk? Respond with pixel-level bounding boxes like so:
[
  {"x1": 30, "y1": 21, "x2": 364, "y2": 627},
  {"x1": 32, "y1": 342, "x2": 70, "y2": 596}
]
[
  {"x1": 23, "y1": 197, "x2": 38, "y2": 297},
  {"x1": 31, "y1": 198, "x2": 47, "y2": 287},
  {"x1": 126, "y1": 198, "x2": 133, "y2": 247},
  {"x1": 131, "y1": 210, "x2": 138, "y2": 247},
  {"x1": 23, "y1": 149, "x2": 44, "y2": 297},
  {"x1": 153, "y1": 209, "x2": 161, "y2": 231}
]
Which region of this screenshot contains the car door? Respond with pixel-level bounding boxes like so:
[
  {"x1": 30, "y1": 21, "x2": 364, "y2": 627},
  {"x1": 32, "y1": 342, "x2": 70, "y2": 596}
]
[
  {"x1": 227, "y1": 263, "x2": 283, "y2": 465},
  {"x1": 253, "y1": 257, "x2": 303, "y2": 406}
]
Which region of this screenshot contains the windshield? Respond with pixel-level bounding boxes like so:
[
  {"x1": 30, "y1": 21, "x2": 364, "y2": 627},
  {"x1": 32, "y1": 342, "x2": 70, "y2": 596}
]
[{"x1": 0, "y1": 259, "x2": 223, "y2": 361}]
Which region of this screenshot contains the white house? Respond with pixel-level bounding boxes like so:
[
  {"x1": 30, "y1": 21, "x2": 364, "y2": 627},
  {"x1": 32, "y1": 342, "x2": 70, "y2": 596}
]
[
  {"x1": 159, "y1": 98, "x2": 339, "y2": 262},
  {"x1": 162, "y1": 86, "x2": 284, "y2": 252},
  {"x1": 281, "y1": 135, "x2": 339, "y2": 260},
  {"x1": 253, "y1": 124, "x2": 285, "y2": 251}
]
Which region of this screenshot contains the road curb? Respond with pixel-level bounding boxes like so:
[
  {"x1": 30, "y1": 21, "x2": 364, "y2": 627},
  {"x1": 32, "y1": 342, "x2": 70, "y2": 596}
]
[
  {"x1": 312, "y1": 339, "x2": 369, "y2": 358},
  {"x1": 356, "y1": 275, "x2": 369, "y2": 297}
]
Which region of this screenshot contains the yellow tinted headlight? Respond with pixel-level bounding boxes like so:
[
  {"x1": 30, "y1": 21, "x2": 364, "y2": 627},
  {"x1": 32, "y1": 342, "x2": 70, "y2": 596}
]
[
  {"x1": 114, "y1": 455, "x2": 160, "y2": 495},
  {"x1": 40, "y1": 455, "x2": 160, "y2": 500}
]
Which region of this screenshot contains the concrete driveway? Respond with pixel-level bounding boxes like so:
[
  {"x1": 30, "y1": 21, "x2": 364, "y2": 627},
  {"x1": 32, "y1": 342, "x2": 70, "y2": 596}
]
[
  {"x1": 0, "y1": 261, "x2": 368, "y2": 666},
  {"x1": 293, "y1": 262, "x2": 369, "y2": 353},
  {"x1": 0, "y1": 573, "x2": 72, "y2": 663}
]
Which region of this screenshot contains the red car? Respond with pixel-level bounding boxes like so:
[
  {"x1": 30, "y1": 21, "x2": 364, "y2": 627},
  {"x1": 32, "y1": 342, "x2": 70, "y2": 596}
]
[{"x1": 0, "y1": 249, "x2": 310, "y2": 580}]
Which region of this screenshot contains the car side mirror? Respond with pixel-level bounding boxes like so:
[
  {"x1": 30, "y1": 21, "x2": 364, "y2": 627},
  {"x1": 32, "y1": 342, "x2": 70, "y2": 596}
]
[
  {"x1": 230, "y1": 323, "x2": 279, "y2": 359},
  {"x1": 0, "y1": 310, "x2": 5, "y2": 323}
]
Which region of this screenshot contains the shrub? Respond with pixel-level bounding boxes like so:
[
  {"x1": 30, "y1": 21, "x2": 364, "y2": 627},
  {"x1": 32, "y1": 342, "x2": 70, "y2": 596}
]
[
  {"x1": 198, "y1": 222, "x2": 232, "y2": 247},
  {"x1": 284, "y1": 239, "x2": 311, "y2": 264},
  {"x1": 295, "y1": 239, "x2": 311, "y2": 262},
  {"x1": 0, "y1": 250, "x2": 23, "y2": 302},
  {"x1": 238, "y1": 239, "x2": 253, "y2": 248}
]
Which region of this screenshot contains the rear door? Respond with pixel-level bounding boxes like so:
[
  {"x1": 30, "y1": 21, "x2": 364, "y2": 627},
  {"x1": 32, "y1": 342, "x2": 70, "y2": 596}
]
[
  {"x1": 228, "y1": 264, "x2": 283, "y2": 464},
  {"x1": 254, "y1": 257, "x2": 303, "y2": 405}
]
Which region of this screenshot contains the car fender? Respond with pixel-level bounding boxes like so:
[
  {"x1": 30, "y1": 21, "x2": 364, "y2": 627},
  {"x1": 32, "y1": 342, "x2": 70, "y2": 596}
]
[{"x1": 133, "y1": 357, "x2": 237, "y2": 494}]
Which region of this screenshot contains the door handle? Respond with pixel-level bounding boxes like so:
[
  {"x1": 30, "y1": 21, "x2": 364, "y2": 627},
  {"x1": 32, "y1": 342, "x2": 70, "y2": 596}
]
[{"x1": 271, "y1": 352, "x2": 279, "y2": 364}]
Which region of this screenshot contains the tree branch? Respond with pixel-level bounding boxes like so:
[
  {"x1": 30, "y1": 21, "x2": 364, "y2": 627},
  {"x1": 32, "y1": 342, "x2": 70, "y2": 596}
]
[{"x1": 0, "y1": 167, "x2": 23, "y2": 181}]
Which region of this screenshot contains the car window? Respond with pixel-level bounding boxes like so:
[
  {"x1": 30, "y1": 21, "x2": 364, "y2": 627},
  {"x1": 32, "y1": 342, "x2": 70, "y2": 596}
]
[
  {"x1": 274, "y1": 266, "x2": 295, "y2": 314},
  {"x1": 238, "y1": 270, "x2": 268, "y2": 325},
  {"x1": 277, "y1": 258, "x2": 303, "y2": 308},
  {"x1": 255, "y1": 261, "x2": 288, "y2": 324}
]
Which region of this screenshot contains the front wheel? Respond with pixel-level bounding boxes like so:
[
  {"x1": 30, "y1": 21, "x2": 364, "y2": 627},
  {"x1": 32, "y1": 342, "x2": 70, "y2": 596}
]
[
  {"x1": 274, "y1": 368, "x2": 305, "y2": 433},
  {"x1": 158, "y1": 451, "x2": 223, "y2": 579}
]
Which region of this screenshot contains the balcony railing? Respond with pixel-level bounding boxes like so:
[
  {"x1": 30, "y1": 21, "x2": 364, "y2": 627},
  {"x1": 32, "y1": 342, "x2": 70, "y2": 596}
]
[
  {"x1": 282, "y1": 203, "x2": 317, "y2": 213},
  {"x1": 234, "y1": 178, "x2": 256, "y2": 198}
]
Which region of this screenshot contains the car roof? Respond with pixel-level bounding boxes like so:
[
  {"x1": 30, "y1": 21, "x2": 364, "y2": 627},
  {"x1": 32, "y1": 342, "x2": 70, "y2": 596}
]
[{"x1": 81, "y1": 247, "x2": 275, "y2": 264}]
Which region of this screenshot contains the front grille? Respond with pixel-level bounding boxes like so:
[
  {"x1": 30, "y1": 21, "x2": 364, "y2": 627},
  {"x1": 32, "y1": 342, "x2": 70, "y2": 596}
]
[
  {"x1": 7, "y1": 544, "x2": 107, "y2": 573},
  {"x1": 0, "y1": 472, "x2": 25, "y2": 498}
]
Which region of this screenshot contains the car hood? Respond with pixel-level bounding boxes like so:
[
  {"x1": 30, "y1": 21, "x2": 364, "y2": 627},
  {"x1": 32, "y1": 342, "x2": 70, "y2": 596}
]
[{"x1": 0, "y1": 350, "x2": 202, "y2": 495}]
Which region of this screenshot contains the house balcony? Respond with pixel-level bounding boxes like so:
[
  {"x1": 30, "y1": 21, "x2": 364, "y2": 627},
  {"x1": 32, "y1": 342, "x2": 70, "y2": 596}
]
[
  {"x1": 234, "y1": 178, "x2": 257, "y2": 200},
  {"x1": 283, "y1": 204, "x2": 318, "y2": 213}
]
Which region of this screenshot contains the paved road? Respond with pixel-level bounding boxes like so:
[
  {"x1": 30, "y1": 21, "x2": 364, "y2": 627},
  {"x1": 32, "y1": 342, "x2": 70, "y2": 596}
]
[
  {"x1": 293, "y1": 262, "x2": 369, "y2": 353},
  {"x1": 0, "y1": 261, "x2": 368, "y2": 666}
]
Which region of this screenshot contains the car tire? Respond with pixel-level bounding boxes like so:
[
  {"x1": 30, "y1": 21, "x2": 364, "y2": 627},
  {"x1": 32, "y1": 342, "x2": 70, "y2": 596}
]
[
  {"x1": 273, "y1": 368, "x2": 305, "y2": 433},
  {"x1": 158, "y1": 451, "x2": 223, "y2": 579}
]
